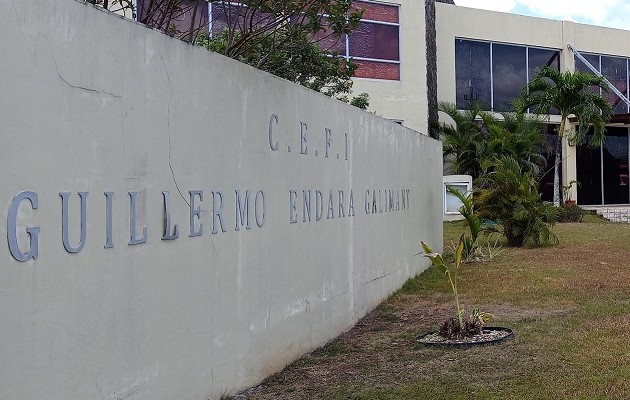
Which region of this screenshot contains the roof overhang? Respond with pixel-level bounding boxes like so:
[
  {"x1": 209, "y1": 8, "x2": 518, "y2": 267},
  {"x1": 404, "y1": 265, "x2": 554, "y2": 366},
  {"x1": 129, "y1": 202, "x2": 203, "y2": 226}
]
[{"x1": 568, "y1": 113, "x2": 630, "y2": 125}]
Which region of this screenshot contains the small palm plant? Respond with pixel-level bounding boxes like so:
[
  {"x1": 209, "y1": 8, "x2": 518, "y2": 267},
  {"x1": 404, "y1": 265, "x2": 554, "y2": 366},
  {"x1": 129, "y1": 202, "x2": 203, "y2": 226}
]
[
  {"x1": 447, "y1": 187, "x2": 480, "y2": 260},
  {"x1": 421, "y1": 236, "x2": 492, "y2": 338}
]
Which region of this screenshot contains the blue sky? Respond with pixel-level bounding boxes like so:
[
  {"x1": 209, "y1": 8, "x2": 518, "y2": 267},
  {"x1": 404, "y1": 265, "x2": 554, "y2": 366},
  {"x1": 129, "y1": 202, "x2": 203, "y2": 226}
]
[{"x1": 454, "y1": 0, "x2": 630, "y2": 31}]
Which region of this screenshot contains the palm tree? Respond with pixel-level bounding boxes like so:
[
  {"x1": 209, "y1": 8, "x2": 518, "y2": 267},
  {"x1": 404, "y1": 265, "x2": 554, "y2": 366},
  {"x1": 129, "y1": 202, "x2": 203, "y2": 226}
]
[
  {"x1": 518, "y1": 67, "x2": 614, "y2": 206},
  {"x1": 437, "y1": 101, "x2": 547, "y2": 181}
]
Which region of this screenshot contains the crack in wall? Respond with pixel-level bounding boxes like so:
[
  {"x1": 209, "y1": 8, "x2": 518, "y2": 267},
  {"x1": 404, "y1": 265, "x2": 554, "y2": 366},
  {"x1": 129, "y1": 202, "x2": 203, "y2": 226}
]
[
  {"x1": 160, "y1": 54, "x2": 190, "y2": 207},
  {"x1": 45, "y1": 37, "x2": 122, "y2": 99},
  {"x1": 159, "y1": 54, "x2": 216, "y2": 252},
  {"x1": 362, "y1": 270, "x2": 396, "y2": 285}
]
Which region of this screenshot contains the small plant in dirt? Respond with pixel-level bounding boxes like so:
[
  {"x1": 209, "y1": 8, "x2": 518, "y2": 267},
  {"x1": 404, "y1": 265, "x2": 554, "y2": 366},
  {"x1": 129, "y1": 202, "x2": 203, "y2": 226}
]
[{"x1": 421, "y1": 236, "x2": 492, "y2": 339}]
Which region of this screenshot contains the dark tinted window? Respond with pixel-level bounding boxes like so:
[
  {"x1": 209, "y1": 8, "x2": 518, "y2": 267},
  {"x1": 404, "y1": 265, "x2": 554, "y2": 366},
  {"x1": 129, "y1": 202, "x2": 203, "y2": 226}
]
[
  {"x1": 527, "y1": 48, "x2": 561, "y2": 114},
  {"x1": 601, "y1": 56, "x2": 628, "y2": 114},
  {"x1": 528, "y1": 48, "x2": 560, "y2": 79},
  {"x1": 492, "y1": 43, "x2": 526, "y2": 111},
  {"x1": 603, "y1": 127, "x2": 629, "y2": 204},
  {"x1": 455, "y1": 39, "x2": 491, "y2": 110},
  {"x1": 575, "y1": 54, "x2": 602, "y2": 95},
  {"x1": 349, "y1": 21, "x2": 399, "y2": 61},
  {"x1": 539, "y1": 126, "x2": 561, "y2": 203},
  {"x1": 577, "y1": 128, "x2": 603, "y2": 205}
]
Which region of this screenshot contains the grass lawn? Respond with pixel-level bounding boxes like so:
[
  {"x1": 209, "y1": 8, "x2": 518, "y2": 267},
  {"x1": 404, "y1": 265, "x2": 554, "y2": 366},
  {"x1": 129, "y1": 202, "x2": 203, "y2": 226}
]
[{"x1": 237, "y1": 216, "x2": 630, "y2": 399}]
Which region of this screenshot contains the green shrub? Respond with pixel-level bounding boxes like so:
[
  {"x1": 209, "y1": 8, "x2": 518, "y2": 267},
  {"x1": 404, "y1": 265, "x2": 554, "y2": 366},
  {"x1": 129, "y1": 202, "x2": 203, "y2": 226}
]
[
  {"x1": 437, "y1": 102, "x2": 547, "y2": 180},
  {"x1": 476, "y1": 156, "x2": 558, "y2": 247},
  {"x1": 557, "y1": 204, "x2": 585, "y2": 223}
]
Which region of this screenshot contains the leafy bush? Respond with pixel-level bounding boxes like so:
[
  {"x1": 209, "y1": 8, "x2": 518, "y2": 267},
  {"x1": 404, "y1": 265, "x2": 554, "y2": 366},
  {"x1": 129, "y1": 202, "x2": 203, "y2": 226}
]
[
  {"x1": 557, "y1": 204, "x2": 585, "y2": 223},
  {"x1": 437, "y1": 102, "x2": 547, "y2": 180},
  {"x1": 476, "y1": 156, "x2": 559, "y2": 247}
]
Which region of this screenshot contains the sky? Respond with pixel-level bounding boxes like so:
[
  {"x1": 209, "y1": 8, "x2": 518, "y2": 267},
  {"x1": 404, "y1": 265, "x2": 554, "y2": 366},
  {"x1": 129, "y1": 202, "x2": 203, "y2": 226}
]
[{"x1": 454, "y1": 0, "x2": 630, "y2": 31}]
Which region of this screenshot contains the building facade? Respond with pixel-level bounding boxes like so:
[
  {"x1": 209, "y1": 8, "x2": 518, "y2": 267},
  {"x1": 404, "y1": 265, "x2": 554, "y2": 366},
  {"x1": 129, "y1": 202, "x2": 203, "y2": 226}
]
[{"x1": 358, "y1": 1, "x2": 630, "y2": 205}]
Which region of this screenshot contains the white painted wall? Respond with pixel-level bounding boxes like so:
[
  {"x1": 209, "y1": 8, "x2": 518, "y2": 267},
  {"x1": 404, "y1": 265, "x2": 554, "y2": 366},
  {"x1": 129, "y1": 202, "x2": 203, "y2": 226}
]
[
  {"x1": 351, "y1": 0, "x2": 428, "y2": 133},
  {"x1": 0, "y1": 1, "x2": 442, "y2": 399}
]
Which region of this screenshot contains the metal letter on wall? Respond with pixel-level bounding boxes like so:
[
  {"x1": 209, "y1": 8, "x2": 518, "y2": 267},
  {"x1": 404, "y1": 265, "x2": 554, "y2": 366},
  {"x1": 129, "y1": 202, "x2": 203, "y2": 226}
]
[
  {"x1": 235, "y1": 190, "x2": 251, "y2": 231},
  {"x1": 189, "y1": 190, "x2": 203, "y2": 237},
  {"x1": 300, "y1": 122, "x2": 308, "y2": 155},
  {"x1": 269, "y1": 114, "x2": 279, "y2": 151},
  {"x1": 60, "y1": 192, "x2": 88, "y2": 253},
  {"x1": 7, "y1": 191, "x2": 40, "y2": 262},
  {"x1": 104, "y1": 192, "x2": 114, "y2": 248},
  {"x1": 212, "y1": 190, "x2": 226, "y2": 234},
  {"x1": 129, "y1": 191, "x2": 147, "y2": 245},
  {"x1": 162, "y1": 191, "x2": 179, "y2": 240},
  {"x1": 255, "y1": 190, "x2": 266, "y2": 228}
]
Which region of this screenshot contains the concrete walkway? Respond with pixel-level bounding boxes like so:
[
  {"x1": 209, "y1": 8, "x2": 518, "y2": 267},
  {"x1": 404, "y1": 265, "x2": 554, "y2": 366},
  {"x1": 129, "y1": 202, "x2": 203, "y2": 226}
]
[{"x1": 582, "y1": 206, "x2": 630, "y2": 223}]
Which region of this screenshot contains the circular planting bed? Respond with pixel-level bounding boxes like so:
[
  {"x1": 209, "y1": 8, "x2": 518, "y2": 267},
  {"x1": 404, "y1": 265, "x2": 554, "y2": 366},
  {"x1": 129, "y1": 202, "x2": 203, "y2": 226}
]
[{"x1": 416, "y1": 327, "x2": 514, "y2": 349}]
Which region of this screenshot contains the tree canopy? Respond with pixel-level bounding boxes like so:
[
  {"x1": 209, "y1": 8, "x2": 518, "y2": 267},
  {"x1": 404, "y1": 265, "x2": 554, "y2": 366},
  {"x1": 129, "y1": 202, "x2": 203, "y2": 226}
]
[
  {"x1": 437, "y1": 101, "x2": 547, "y2": 181},
  {"x1": 517, "y1": 66, "x2": 613, "y2": 205},
  {"x1": 89, "y1": 0, "x2": 368, "y2": 107}
]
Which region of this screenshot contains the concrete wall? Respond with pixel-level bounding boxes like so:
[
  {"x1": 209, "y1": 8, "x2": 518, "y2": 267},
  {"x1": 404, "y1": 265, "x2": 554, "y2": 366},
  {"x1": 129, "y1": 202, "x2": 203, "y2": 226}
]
[
  {"x1": 352, "y1": 0, "x2": 428, "y2": 133},
  {"x1": 0, "y1": 1, "x2": 442, "y2": 399}
]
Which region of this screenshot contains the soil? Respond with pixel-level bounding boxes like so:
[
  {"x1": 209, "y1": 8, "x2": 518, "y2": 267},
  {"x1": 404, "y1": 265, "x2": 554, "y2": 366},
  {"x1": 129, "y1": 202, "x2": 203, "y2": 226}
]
[{"x1": 416, "y1": 327, "x2": 512, "y2": 346}]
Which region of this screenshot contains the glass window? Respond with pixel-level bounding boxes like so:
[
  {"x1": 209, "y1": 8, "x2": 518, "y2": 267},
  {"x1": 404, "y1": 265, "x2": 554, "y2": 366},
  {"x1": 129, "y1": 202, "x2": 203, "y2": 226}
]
[
  {"x1": 492, "y1": 43, "x2": 527, "y2": 112},
  {"x1": 455, "y1": 39, "x2": 491, "y2": 110},
  {"x1": 603, "y1": 127, "x2": 629, "y2": 204},
  {"x1": 527, "y1": 48, "x2": 560, "y2": 114},
  {"x1": 310, "y1": 18, "x2": 347, "y2": 55},
  {"x1": 349, "y1": 21, "x2": 399, "y2": 61},
  {"x1": 211, "y1": 3, "x2": 269, "y2": 35},
  {"x1": 528, "y1": 48, "x2": 560, "y2": 79},
  {"x1": 575, "y1": 53, "x2": 600, "y2": 74},
  {"x1": 601, "y1": 56, "x2": 629, "y2": 114},
  {"x1": 211, "y1": 1, "x2": 400, "y2": 81},
  {"x1": 577, "y1": 128, "x2": 603, "y2": 205},
  {"x1": 138, "y1": 0, "x2": 208, "y2": 33},
  {"x1": 575, "y1": 54, "x2": 603, "y2": 95},
  {"x1": 538, "y1": 126, "x2": 561, "y2": 202}
]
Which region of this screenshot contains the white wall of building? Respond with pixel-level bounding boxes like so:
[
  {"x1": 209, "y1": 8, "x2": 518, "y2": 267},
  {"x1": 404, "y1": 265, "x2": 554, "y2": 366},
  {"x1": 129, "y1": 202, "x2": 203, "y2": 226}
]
[
  {"x1": 351, "y1": 0, "x2": 428, "y2": 134},
  {"x1": 436, "y1": 3, "x2": 630, "y2": 202},
  {"x1": 0, "y1": 1, "x2": 442, "y2": 399}
]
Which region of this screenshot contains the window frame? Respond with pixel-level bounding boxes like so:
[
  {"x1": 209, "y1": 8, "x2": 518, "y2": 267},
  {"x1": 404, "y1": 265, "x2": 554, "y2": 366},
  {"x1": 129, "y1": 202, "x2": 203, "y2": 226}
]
[
  {"x1": 350, "y1": 1, "x2": 401, "y2": 81},
  {"x1": 455, "y1": 37, "x2": 562, "y2": 111}
]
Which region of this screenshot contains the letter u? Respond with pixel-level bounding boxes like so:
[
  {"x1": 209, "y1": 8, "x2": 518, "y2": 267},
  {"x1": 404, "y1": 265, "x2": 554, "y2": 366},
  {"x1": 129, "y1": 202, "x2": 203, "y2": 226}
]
[{"x1": 60, "y1": 192, "x2": 88, "y2": 253}]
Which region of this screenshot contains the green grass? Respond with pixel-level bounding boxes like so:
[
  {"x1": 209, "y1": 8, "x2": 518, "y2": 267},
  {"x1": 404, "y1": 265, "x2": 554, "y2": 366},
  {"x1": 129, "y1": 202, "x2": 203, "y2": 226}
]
[{"x1": 240, "y1": 219, "x2": 630, "y2": 400}]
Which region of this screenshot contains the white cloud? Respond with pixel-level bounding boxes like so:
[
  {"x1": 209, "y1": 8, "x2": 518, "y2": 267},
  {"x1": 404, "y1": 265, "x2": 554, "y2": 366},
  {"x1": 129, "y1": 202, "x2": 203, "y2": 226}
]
[
  {"x1": 455, "y1": 0, "x2": 516, "y2": 13},
  {"x1": 455, "y1": 0, "x2": 630, "y2": 31},
  {"x1": 515, "y1": 0, "x2": 621, "y2": 26}
]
